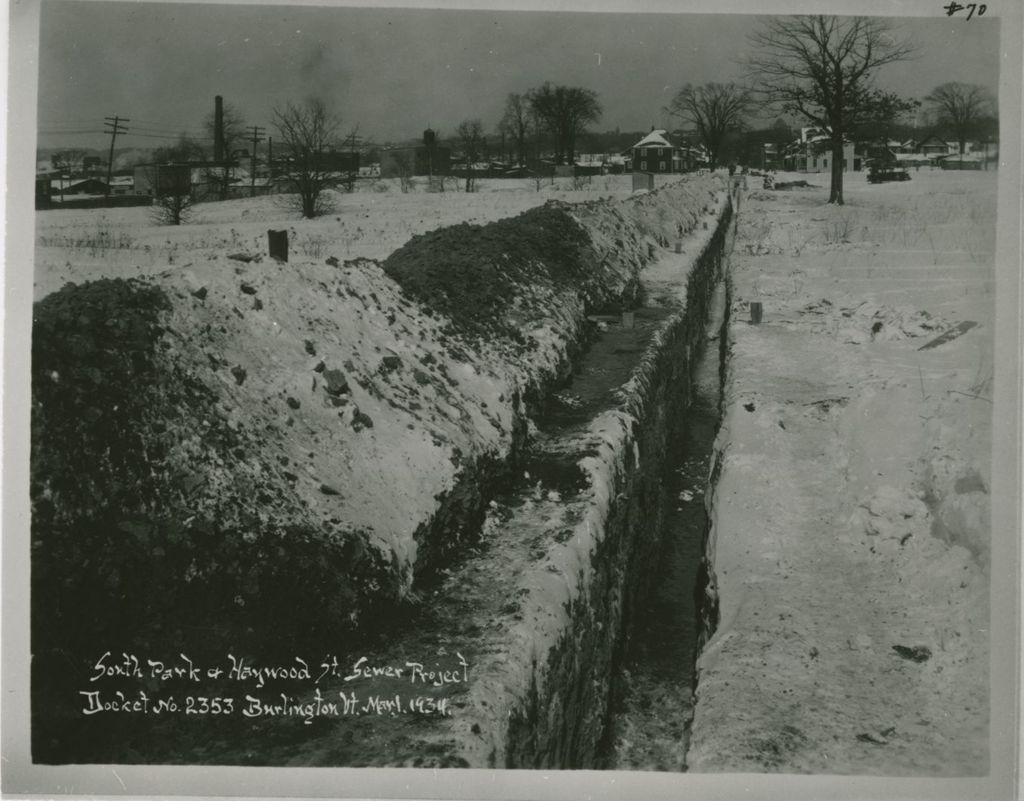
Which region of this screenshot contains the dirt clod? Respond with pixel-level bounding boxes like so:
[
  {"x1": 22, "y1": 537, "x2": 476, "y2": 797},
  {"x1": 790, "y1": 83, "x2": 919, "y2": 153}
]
[
  {"x1": 891, "y1": 644, "x2": 932, "y2": 663},
  {"x1": 323, "y1": 369, "x2": 349, "y2": 396}
]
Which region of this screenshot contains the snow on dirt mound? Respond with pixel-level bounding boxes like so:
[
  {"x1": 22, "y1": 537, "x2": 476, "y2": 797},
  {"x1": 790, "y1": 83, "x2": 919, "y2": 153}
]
[{"x1": 31, "y1": 176, "x2": 724, "y2": 738}]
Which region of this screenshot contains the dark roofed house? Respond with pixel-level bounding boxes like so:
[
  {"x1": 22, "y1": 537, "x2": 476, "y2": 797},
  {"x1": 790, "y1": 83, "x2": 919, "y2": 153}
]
[
  {"x1": 57, "y1": 177, "x2": 108, "y2": 196},
  {"x1": 917, "y1": 134, "x2": 951, "y2": 157},
  {"x1": 630, "y1": 130, "x2": 681, "y2": 173}
]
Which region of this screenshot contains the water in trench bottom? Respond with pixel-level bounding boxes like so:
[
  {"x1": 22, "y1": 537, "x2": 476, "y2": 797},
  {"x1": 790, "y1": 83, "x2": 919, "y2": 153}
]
[{"x1": 605, "y1": 286, "x2": 725, "y2": 772}]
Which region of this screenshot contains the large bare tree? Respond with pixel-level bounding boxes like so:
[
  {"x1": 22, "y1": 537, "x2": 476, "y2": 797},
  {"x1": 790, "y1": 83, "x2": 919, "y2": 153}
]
[
  {"x1": 747, "y1": 15, "x2": 916, "y2": 204},
  {"x1": 455, "y1": 119, "x2": 486, "y2": 192},
  {"x1": 500, "y1": 93, "x2": 531, "y2": 166},
  {"x1": 272, "y1": 97, "x2": 343, "y2": 218},
  {"x1": 924, "y1": 82, "x2": 994, "y2": 155},
  {"x1": 528, "y1": 83, "x2": 603, "y2": 165},
  {"x1": 666, "y1": 83, "x2": 753, "y2": 170}
]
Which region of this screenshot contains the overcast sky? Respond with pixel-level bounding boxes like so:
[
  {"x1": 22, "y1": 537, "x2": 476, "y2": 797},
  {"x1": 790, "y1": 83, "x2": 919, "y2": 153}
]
[{"x1": 36, "y1": 1, "x2": 1002, "y2": 152}]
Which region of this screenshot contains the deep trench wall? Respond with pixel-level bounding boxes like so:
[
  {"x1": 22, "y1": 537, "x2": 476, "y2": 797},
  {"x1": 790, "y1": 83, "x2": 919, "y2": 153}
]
[
  {"x1": 29, "y1": 177, "x2": 723, "y2": 759},
  {"x1": 501, "y1": 203, "x2": 734, "y2": 768}
]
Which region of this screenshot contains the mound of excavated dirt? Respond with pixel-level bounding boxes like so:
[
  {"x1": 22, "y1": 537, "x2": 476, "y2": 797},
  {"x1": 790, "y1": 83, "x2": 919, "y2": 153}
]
[
  {"x1": 383, "y1": 204, "x2": 599, "y2": 338},
  {"x1": 31, "y1": 176, "x2": 723, "y2": 761}
]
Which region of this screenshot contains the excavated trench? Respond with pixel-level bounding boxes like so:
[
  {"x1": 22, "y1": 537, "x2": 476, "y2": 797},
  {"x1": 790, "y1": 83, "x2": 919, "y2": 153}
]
[
  {"x1": 604, "y1": 279, "x2": 728, "y2": 771},
  {"x1": 31, "y1": 178, "x2": 738, "y2": 768}
]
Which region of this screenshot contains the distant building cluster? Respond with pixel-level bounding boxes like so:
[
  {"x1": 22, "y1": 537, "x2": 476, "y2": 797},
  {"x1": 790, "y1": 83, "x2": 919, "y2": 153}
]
[
  {"x1": 34, "y1": 120, "x2": 996, "y2": 210},
  {"x1": 760, "y1": 127, "x2": 995, "y2": 174}
]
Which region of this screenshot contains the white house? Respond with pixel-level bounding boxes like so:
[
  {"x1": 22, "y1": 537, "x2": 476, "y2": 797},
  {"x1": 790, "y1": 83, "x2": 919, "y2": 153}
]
[{"x1": 784, "y1": 128, "x2": 857, "y2": 173}]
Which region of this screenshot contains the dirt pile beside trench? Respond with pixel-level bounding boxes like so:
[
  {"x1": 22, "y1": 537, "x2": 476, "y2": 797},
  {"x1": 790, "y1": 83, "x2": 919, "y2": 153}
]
[{"x1": 31, "y1": 177, "x2": 722, "y2": 760}]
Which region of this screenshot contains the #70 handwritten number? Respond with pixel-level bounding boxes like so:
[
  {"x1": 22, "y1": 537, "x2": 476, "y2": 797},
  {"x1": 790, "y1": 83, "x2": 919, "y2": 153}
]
[{"x1": 944, "y1": 2, "x2": 987, "y2": 18}]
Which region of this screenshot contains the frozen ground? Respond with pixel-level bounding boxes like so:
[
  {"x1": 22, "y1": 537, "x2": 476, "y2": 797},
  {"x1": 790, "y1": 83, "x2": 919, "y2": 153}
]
[
  {"x1": 688, "y1": 168, "x2": 995, "y2": 774},
  {"x1": 33, "y1": 174, "x2": 668, "y2": 300},
  {"x1": 30, "y1": 167, "x2": 998, "y2": 772}
]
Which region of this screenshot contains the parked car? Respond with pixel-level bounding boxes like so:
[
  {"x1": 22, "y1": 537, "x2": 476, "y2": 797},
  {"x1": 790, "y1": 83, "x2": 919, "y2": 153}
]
[{"x1": 867, "y1": 165, "x2": 911, "y2": 183}]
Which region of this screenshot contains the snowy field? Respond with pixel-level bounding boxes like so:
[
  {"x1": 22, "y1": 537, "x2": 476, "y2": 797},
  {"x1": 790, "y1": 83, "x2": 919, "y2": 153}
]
[
  {"x1": 33, "y1": 174, "x2": 676, "y2": 300},
  {"x1": 688, "y1": 166, "x2": 998, "y2": 775}
]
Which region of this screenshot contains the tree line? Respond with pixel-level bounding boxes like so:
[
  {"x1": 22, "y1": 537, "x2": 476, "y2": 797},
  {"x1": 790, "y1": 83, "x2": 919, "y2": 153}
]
[{"x1": 114, "y1": 13, "x2": 996, "y2": 221}]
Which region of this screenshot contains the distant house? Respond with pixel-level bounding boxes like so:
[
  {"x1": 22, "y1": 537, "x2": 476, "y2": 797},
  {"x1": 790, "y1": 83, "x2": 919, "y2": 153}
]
[
  {"x1": 892, "y1": 152, "x2": 932, "y2": 168},
  {"x1": 936, "y1": 153, "x2": 984, "y2": 170},
  {"x1": 784, "y1": 128, "x2": 857, "y2": 173},
  {"x1": 228, "y1": 168, "x2": 275, "y2": 196},
  {"x1": 134, "y1": 161, "x2": 273, "y2": 200},
  {"x1": 917, "y1": 134, "x2": 951, "y2": 157},
  {"x1": 53, "y1": 177, "x2": 108, "y2": 196},
  {"x1": 761, "y1": 142, "x2": 783, "y2": 171},
  {"x1": 630, "y1": 130, "x2": 682, "y2": 173},
  {"x1": 108, "y1": 175, "x2": 135, "y2": 196},
  {"x1": 574, "y1": 154, "x2": 613, "y2": 176}
]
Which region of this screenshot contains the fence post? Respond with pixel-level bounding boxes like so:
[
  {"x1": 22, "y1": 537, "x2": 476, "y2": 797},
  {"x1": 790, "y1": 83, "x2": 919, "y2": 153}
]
[{"x1": 268, "y1": 229, "x2": 288, "y2": 262}]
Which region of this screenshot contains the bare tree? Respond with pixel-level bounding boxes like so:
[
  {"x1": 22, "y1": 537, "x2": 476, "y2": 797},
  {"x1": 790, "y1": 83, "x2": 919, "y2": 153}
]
[
  {"x1": 391, "y1": 150, "x2": 415, "y2": 193},
  {"x1": 528, "y1": 83, "x2": 603, "y2": 165},
  {"x1": 272, "y1": 98, "x2": 343, "y2": 218},
  {"x1": 51, "y1": 149, "x2": 87, "y2": 177},
  {"x1": 924, "y1": 82, "x2": 994, "y2": 155},
  {"x1": 144, "y1": 166, "x2": 196, "y2": 225},
  {"x1": 500, "y1": 93, "x2": 531, "y2": 167},
  {"x1": 456, "y1": 119, "x2": 485, "y2": 192},
  {"x1": 666, "y1": 83, "x2": 753, "y2": 170},
  {"x1": 152, "y1": 189, "x2": 196, "y2": 226},
  {"x1": 151, "y1": 134, "x2": 207, "y2": 164},
  {"x1": 747, "y1": 15, "x2": 916, "y2": 204}
]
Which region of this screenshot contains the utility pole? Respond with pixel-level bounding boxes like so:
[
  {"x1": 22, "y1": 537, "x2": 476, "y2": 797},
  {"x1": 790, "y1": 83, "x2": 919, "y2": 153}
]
[
  {"x1": 248, "y1": 125, "x2": 265, "y2": 197},
  {"x1": 103, "y1": 116, "x2": 129, "y2": 196}
]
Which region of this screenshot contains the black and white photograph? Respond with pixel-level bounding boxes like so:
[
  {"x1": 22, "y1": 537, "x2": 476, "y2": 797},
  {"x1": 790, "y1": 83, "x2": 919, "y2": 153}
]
[{"x1": 3, "y1": 0, "x2": 1022, "y2": 797}]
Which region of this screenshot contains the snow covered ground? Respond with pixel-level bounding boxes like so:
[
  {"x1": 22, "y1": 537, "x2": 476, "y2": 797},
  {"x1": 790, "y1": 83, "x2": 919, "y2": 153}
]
[
  {"x1": 33, "y1": 174, "x2": 667, "y2": 300},
  {"x1": 688, "y1": 168, "x2": 997, "y2": 774},
  {"x1": 30, "y1": 167, "x2": 1004, "y2": 774}
]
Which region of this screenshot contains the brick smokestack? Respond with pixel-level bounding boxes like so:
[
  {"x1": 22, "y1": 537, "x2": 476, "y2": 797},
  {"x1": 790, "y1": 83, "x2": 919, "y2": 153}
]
[{"x1": 214, "y1": 95, "x2": 225, "y2": 163}]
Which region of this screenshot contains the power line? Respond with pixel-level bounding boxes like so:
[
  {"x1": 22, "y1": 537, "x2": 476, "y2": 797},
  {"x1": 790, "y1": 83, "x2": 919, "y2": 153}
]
[
  {"x1": 38, "y1": 129, "x2": 106, "y2": 135},
  {"x1": 41, "y1": 120, "x2": 208, "y2": 137},
  {"x1": 125, "y1": 132, "x2": 215, "y2": 141}
]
